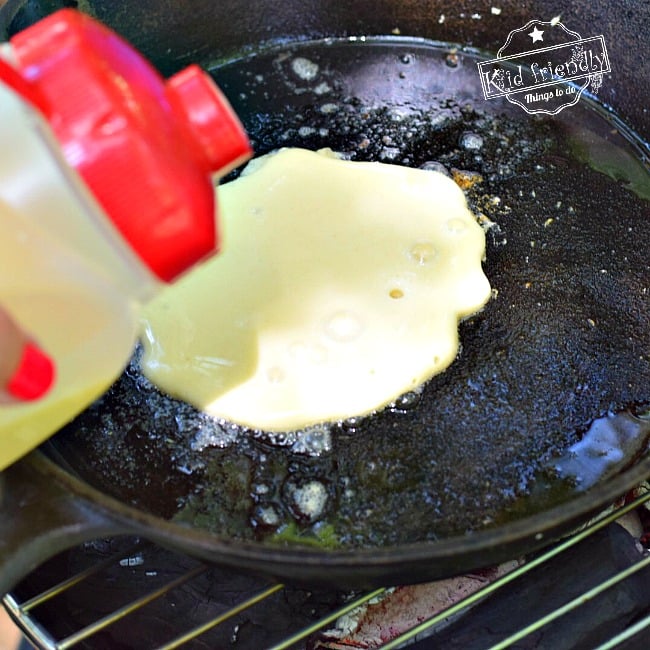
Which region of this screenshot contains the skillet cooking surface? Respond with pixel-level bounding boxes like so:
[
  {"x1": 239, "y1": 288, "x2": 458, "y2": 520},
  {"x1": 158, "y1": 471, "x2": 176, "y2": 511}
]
[{"x1": 51, "y1": 40, "x2": 650, "y2": 549}]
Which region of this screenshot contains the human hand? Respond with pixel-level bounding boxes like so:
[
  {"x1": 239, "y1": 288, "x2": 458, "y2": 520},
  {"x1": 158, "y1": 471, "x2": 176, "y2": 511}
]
[{"x1": 0, "y1": 307, "x2": 55, "y2": 403}]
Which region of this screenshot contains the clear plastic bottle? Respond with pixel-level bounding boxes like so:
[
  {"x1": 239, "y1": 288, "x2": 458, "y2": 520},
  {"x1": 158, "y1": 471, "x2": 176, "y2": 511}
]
[{"x1": 0, "y1": 10, "x2": 251, "y2": 469}]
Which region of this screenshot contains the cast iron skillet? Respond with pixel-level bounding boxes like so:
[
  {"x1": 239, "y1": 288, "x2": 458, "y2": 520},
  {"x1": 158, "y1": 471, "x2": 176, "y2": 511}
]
[{"x1": 1, "y1": 0, "x2": 649, "y2": 593}]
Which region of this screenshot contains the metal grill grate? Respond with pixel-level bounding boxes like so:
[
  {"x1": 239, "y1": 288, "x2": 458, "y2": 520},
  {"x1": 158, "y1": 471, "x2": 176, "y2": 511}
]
[{"x1": 4, "y1": 490, "x2": 650, "y2": 650}]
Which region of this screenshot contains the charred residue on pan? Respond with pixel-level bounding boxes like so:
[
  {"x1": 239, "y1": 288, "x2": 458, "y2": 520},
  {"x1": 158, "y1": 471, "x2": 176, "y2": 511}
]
[{"x1": 53, "y1": 39, "x2": 650, "y2": 549}]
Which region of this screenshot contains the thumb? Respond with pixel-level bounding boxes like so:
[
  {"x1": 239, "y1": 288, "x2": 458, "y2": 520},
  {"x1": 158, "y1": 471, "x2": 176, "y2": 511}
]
[{"x1": 0, "y1": 308, "x2": 55, "y2": 403}]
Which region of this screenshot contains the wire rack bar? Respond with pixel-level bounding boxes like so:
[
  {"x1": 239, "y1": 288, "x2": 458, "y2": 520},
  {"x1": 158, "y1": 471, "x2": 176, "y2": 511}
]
[
  {"x1": 593, "y1": 610, "x2": 650, "y2": 650},
  {"x1": 57, "y1": 565, "x2": 207, "y2": 649},
  {"x1": 267, "y1": 587, "x2": 387, "y2": 650},
  {"x1": 3, "y1": 489, "x2": 649, "y2": 650},
  {"x1": 488, "y1": 554, "x2": 650, "y2": 650},
  {"x1": 378, "y1": 489, "x2": 650, "y2": 650},
  {"x1": 19, "y1": 542, "x2": 148, "y2": 613},
  {"x1": 155, "y1": 583, "x2": 285, "y2": 650}
]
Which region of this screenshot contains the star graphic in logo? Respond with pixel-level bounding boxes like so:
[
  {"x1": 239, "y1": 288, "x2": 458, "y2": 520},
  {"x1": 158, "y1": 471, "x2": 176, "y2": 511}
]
[{"x1": 528, "y1": 26, "x2": 544, "y2": 43}]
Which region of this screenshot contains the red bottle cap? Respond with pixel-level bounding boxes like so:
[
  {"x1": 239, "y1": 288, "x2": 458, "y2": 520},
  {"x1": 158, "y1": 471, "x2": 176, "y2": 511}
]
[{"x1": 9, "y1": 9, "x2": 251, "y2": 281}]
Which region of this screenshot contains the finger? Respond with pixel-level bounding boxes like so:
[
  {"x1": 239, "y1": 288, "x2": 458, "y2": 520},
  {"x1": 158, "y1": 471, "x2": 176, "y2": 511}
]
[
  {"x1": 0, "y1": 309, "x2": 55, "y2": 402},
  {"x1": 5, "y1": 341, "x2": 56, "y2": 401},
  {"x1": 0, "y1": 307, "x2": 24, "y2": 387}
]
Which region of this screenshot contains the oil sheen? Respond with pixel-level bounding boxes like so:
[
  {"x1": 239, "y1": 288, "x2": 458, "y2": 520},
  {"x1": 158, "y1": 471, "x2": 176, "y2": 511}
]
[{"x1": 140, "y1": 148, "x2": 491, "y2": 431}]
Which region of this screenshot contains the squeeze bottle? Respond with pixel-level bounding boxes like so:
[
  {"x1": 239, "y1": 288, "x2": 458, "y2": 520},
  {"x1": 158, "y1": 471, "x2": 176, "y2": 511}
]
[{"x1": 0, "y1": 9, "x2": 252, "y2": 470}]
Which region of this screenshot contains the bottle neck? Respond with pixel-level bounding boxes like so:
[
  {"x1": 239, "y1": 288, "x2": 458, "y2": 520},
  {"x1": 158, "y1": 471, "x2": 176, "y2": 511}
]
[{"x1": 0, "y1": 79, "x2": 160, "y2": 303}]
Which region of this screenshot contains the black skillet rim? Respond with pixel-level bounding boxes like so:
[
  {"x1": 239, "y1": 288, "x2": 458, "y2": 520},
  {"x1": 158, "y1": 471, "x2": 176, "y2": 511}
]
[{"x1": 27, "y1": 441, "x2": 650, "y2": 588}]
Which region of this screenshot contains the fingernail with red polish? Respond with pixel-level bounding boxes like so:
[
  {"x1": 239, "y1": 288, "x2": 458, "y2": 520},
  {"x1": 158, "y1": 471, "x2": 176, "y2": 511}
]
[{"x1": 6, "y1": 342, "x2": 55, "y2": 401}]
